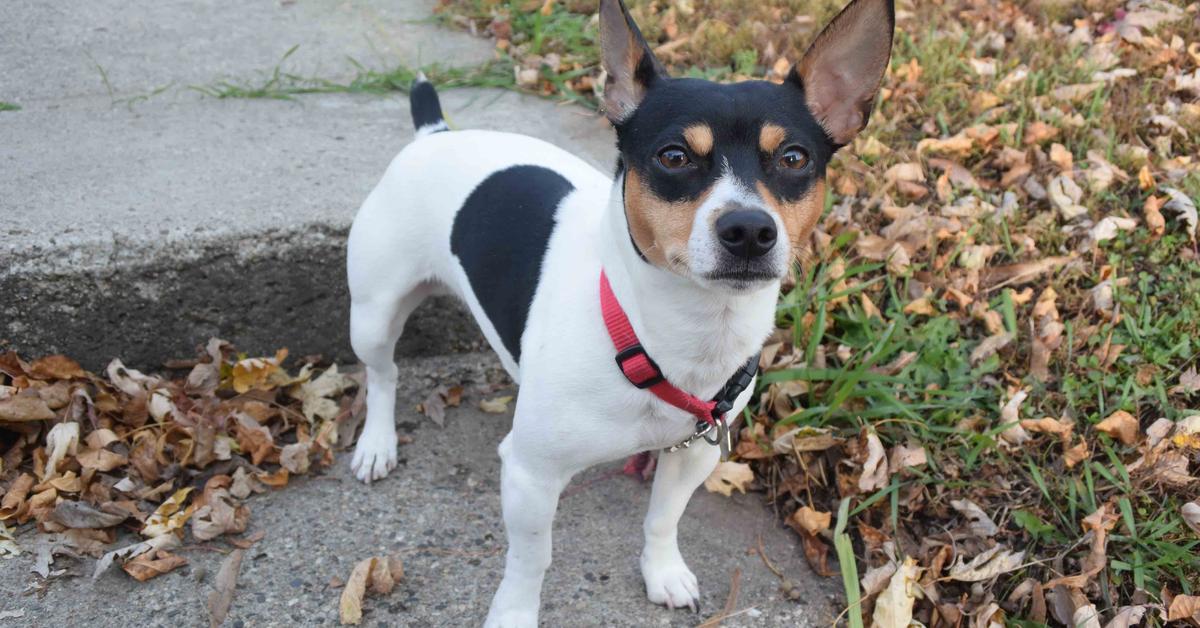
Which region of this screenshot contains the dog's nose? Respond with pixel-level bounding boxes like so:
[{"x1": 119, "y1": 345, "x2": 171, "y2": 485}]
[{"x1": 715, "y1": 210, "x2": 777, "y2": 259}]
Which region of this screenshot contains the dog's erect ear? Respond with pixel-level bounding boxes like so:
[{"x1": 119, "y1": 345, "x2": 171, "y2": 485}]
[
  {"x1": 793, "y1": 0, "x2": 895, "y2": 146},
  {"x1": 599, "y1": 0, "x2": 666, "y2": 124}
]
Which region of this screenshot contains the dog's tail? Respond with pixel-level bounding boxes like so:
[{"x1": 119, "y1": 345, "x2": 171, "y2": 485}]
[{"x1": 410, "y1": 73, "x2": 448, "y2": 138}]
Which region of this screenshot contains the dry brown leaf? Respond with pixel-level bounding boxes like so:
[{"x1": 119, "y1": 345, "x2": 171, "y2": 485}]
[
  {"x1": 42, "y1": 421, "x2": 79, "y2": 480},
  {"x1": 230, "y1": 349, "x2": 288, "y2": 394},
  {"x1": 1090, "y1": 216, "x2": 1138, "y2": 243},
  {"x1": 1097, "y1": 410, "x2": 1139, "y2": 445},
  {"x1": 1073, "y1": 604, "x2": 1102, "y2": 628},
  {"x1": 1169, "y1": 595, "x2": 1200, "y2": 623},
  {"x1": 1049, "y1": 143, "x2": 1073, "y2": 172},
  {"x1": 340, "y1": 558, "x2": 372, "y2": 625},
  {"x1": 49, "y1": 501, "x2": 128, "y2": 529},
  {"x1": 1182, "y1": 501, "x2": 1200, "y2": 537},
  {"x1": 1064, "y1": 439, "x2": 1091, "y2": 468},
  {"x1": 773, "y1": 426, "x2": 840, "y2": 453},
  {"x1": 1021, "y1": 417, "x2": 1074, "y2": 443},
  {"x1": 257, "y1": 468, "x2": 289, "y2": 488},
  {"x1": 1023, "y1": 121, "x2": 1059, "y2": 145},
  {"x1": 981, "y1": 257, "x2": 1072, "y2": 290},
  {"x1": 479, "y1": 395, "x2": 513, "y2": 414},
  {"x1": 971, "y1": 332, "x2": 1013, "y2": 365},
  {"x1": 872, "y1": 557, "x2": 922, "y2": 628},
  {"x1": 1051, "y1": 83, "x2": 1103, "y2": 103},
  {"x1": 0, "y1": 391, "x2": 56, "y2": 422},
  {"x1": 889, "y1": 443, "x2": 927, "y2": 473},
  {"x1": 1143, "y1": 194, "x2": 1167, "y2": 237},
  {"x1": 192, "y1": 488, "x2": 249, "y2": 541},
  {"x1": 1104, "y1": 605, "x2": 1148, "y2": 628},
  {"x1": 703, "y1": 461, "x2": 754, "y2": 497},
  {"x1": 1162, "y1": 187, "x2": 1198, "y2": 241},
  {"x1": 917, "y1": 134, "x2": 973, "y2": 157},
  {"x1": 28, "y1": 355, "x2": 86, "y2": 380},
  {"x1": 788, "y1": 506, "x2": 831, "y2": 536},
  {"x1": 998, "y1": 390, "x2": 1031, "y2": 449},
  {"x1": 142, "y1": 487, "x2": 194, "y2": 538},
  {"x1": 76, "y1": 447, "x2": 128, "y2": 473},
  {"x1": 1172, "y1": 366, "x2": 1200, "y2": 396},
  {"x1": 948, "y1": 546, "x2": 1025, "y2": 581},
  {"x1": 0, "y1": 474, "x2": 34, "y2": 520},
  {"x1": 279, "y1": 441, "x2": 311, "y2": 475},
  {"x1": 289, "y1": 364, "x2": 354, "y2": 422},
  {"x1": 861, "y1": 562, "x2": 897, "y2": 597},
  {"x1": 207, "y1": 549, "x2": 245, "y2": 628},
  {"x1": 339, "y1": 556, "x2": 403, "y2": 625},
  {"x1": 1048, "y1": 175, "x2": 1087, "y2": 220},
  {"x1": 1138, "y1": 165, "x2": 1155, "y2": 190},
  {"x1": 123, "y1": 549, "x2": 187, "y2": 582},
  {"x1": 369, "y1": 556, "x2": 404, "y2": 595},
  {"x1": 858, "y1": 430, "x2": 888, "y2": 492},
  {"x1": 884, "y1": 162, "x2": 926, "y2": 184},
  {"x1": 951, "y1": 499, "x2": 999, "y2": 537}
]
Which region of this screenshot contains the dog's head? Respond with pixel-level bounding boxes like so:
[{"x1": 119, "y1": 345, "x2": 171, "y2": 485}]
[{"x1": 602, "y1": 0, "x2": 894, "y2": 292}]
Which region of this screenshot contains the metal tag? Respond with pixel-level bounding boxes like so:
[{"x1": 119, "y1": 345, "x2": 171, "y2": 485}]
[
  {"x1": 703, "y1": 416, "x2": 732, "y2": 461},
  {"x1": 717, "y1": 418, "x2": 732, "y2": 461}
]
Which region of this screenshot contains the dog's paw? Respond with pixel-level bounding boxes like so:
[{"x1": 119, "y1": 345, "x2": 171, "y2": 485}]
[
  {"x1": 350, "y1": 435, "x2": 397, "y2": 484},
  {"x1": 482, "y1": 609, "x2": 538, "y2": 628},
  {"x1": 642, "y1": 555, "x2": 700, "y2": 611}
]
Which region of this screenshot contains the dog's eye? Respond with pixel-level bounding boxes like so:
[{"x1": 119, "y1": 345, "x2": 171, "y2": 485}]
[
  {"x1": 657, "y1": 147, "x2": 692, "y2": 170},
  {"x1": 779, "y1": 147, "x2": 810, "y2": 170}
]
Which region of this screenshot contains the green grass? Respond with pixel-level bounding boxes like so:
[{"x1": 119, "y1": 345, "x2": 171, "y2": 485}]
[
  {"x1": 187, "y1": 45, "x2": 520, "y2": 103},
  {"x1": 0, "y1": 102, "x2": 20, "y2": 112}
]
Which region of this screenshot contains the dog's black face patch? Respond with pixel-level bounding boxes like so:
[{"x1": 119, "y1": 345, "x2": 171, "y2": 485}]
[
  {"x1": 450, "y1": 166, "x2": 574, "y2": 364},
  {"x1": 614, "y1": 77, "x2": 834, "y2": 272},
  {"x1": 616, "y1": 77, "x2": 833, "y2": 208}
]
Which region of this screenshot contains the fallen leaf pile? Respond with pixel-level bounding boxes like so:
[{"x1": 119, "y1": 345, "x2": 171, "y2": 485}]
[
  {"x1": 0, "y1": 339, "x2": 360, "y2": 584},
  {"x1": 437, "y1": 0, "x2": 1200, "y2": 623}
]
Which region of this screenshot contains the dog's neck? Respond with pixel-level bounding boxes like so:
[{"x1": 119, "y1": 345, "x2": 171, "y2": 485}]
[{"x1": 598, "y1": 177, "x2": 777, "y2": 396}]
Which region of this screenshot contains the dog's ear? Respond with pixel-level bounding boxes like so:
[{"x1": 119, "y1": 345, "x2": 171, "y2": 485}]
[
  {"x1": 793, "y1": 0, "x2": 895, "y2": 146},
  {"x1": 599, "y1": 0, "x2": 666, "y2": 124}
]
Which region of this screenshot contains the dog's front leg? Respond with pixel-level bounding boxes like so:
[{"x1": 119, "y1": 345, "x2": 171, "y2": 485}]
[
  {"x1": 485, "y1": 434, "x2": 571, "y2": 628},
  {"x1": 640, "y1": 441, "x2": 720, "y2": 611}
]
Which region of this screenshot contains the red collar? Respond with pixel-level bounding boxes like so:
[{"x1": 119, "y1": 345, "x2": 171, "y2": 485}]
[{"x1": 599, "y1": 270, "x2": 759, "y2": 426}]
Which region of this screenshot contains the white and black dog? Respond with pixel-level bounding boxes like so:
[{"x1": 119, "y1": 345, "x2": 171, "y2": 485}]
[{"x1": 347, "y1": 0, "x2": 893, "y2": 624}]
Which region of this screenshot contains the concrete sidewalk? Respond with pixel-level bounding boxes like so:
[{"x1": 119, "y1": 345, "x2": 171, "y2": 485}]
[{"x1": 0, "y1": 354, "x2": 838, "y2": 627}]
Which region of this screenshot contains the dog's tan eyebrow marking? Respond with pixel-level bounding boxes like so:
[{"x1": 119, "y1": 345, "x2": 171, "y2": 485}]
[
  {"x1": 682, "y1": 124, "x2": 714, "y2": 157},
  {"x1": 759, "y1": 123, "x2": 787, "y2": 154}
]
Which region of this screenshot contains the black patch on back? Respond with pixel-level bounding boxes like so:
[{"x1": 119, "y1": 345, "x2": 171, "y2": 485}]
[{"x1": 450, "y1": 166, "x2": 575, "y2": 363}]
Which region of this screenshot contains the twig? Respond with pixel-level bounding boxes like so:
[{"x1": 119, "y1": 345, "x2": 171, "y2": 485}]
[
  {"x1": 696, "y1": 567, "x2": 742, "y2": 628},
  {"x1": 754, "y1": 534, "x2": 784, "y2": 578}
]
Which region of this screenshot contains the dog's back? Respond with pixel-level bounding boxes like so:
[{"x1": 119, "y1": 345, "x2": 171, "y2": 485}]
[{"x1": 347, "y1": 77, "x2": 612, "y2": 381}]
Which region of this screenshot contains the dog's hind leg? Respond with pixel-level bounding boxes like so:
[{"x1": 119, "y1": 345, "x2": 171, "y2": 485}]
[
  {"x1": 640, "y1": 442, "x2": 721, "y2": 611},
  {"x1": 349, "y1": 283, "x2": 433, "y2": 483}
]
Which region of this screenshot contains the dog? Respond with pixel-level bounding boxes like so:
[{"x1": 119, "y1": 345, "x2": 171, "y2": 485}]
[{"x1": 346, "y1": 0, "x2": 893, "y2": 624}]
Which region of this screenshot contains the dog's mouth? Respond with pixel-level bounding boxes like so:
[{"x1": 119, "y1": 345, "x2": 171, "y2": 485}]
[
  {"x1": 700, "y1": 267, "x2": 782, "y2": 291},
  {"x1": 703, "y1": 269, "x2": 778, "y2": 282}
]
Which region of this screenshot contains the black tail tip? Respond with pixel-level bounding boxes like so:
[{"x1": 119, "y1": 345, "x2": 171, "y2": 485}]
[{"x1": 410, "y1": 73, "x2": 447, "y2": 136}]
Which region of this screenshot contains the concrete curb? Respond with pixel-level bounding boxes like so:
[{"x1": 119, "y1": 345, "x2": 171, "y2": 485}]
[{"x1": 1, "y1": 221, "x2": 484, "y2": 369}]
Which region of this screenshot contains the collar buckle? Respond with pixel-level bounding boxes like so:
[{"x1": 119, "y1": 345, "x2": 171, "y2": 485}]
[{"x1": 614, "y1": 344, "x2": 666, "y2": 389}]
